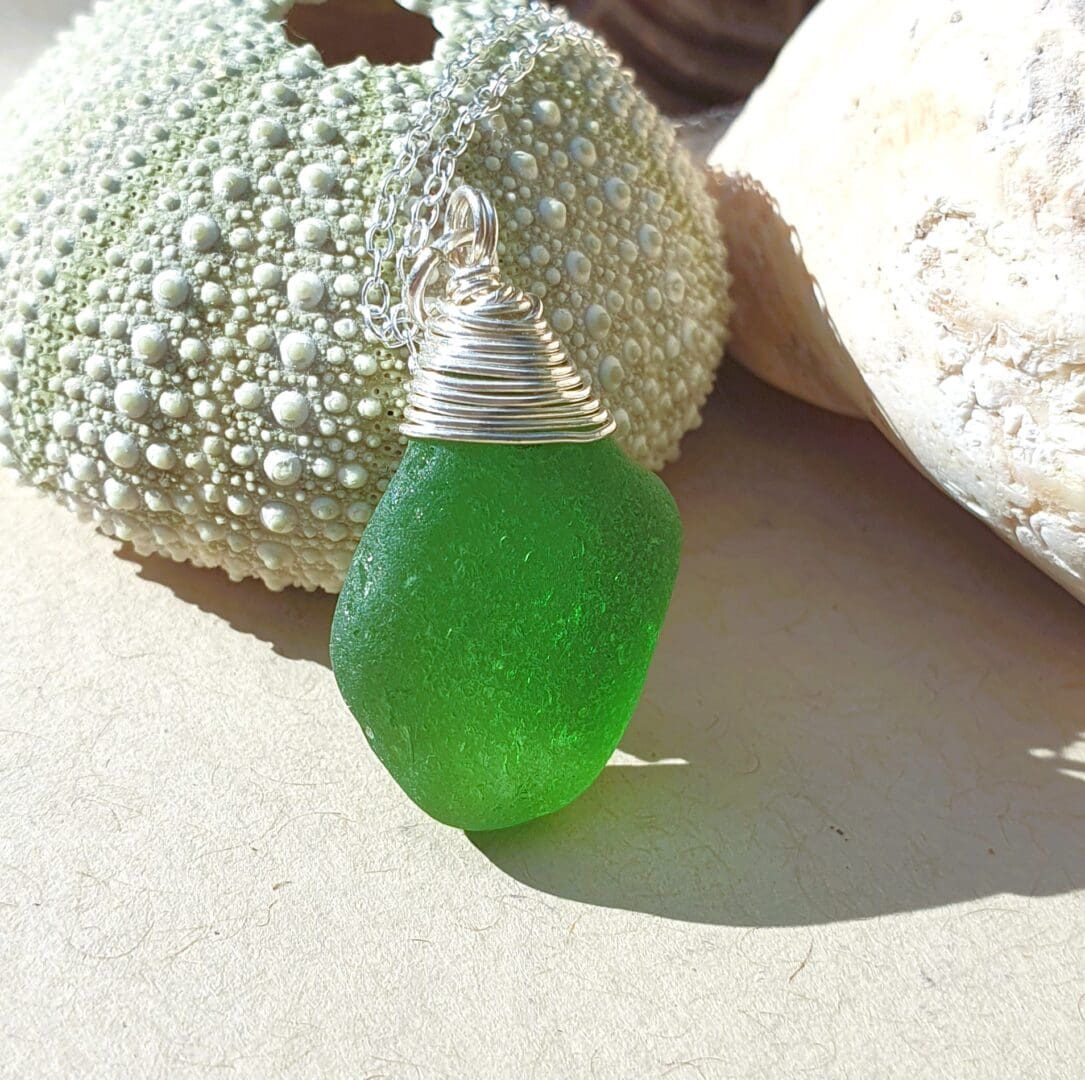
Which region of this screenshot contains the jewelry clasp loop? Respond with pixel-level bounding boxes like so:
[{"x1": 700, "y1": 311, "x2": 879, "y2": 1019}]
[{"x1": 406, "y1": 186, "x2": 501, "y2": 329}]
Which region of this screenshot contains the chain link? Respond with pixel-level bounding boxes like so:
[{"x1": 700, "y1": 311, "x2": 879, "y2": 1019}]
[{"x1": 356, "y1": 2, "x2": 620, "y2": 350}]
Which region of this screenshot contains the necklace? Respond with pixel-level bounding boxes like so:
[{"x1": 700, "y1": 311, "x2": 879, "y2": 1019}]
[
  {"x1": 329, "y1": 3, "x2": 682, "y2": 831},
  {"x1": 354, "y1": 3, "x2": 615, "y2": 353}
]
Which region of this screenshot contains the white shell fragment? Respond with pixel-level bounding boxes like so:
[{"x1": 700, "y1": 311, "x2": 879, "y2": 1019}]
[{"x1": 708, "y1": 0, "x2": 1085, "y2": 603}]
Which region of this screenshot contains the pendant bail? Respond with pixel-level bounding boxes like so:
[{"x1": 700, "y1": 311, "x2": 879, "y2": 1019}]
[{"x1": 401, "y1": 187, "x2": 616, "y2": 445}]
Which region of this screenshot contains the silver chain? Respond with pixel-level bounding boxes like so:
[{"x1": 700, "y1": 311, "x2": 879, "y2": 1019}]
[{"x1": 356, "y1": 2, "x2": 620, "y2": 351}]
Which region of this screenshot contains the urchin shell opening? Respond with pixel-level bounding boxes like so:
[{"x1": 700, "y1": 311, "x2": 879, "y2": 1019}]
[{"x1": 283, "y1": 0, "x2": 440, "y2": 68}]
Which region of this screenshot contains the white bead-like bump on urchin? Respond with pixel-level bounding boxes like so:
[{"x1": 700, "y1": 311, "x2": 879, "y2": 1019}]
[
  {"x1": 271, "y1": 389, "x2": 310, "y2": 427},
  {"x1": 180, "y1": 213, "x2": 220, "y2": 252},
  {"x1": 263, "y1": 448, "x2": 303, "y2": 486}
]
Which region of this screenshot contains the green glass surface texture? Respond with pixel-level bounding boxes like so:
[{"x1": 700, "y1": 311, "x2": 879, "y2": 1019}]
[{"x1": 330, "y1": 438, "x2": 682, "y2": 831}]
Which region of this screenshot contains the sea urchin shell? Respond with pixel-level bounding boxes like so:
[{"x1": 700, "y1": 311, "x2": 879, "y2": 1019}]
[{"x1": 0, "y1": 0, "x2": 730, "y2": 590}]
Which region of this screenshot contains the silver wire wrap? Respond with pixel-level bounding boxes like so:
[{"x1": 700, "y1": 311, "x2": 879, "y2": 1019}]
[{"x1": 401, "y1": 188, "x2": 616, "y2": 445}]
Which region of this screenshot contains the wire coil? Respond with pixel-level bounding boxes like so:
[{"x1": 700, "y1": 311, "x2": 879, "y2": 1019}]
[{"x1": 401, "y1": 188, "x2": 616, "y2": 445}]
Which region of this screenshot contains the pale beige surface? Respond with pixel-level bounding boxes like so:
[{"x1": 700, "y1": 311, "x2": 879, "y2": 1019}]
[
  {"x1": 3, "y1": 6, "x2": 1085, "y2": 1079},
  {"x1": 4, "y1": 368, "x2": 1085, "y2": 1078}
]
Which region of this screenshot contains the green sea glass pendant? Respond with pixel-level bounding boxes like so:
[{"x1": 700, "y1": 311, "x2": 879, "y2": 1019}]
[{"x1": 330, "y1": 188, "x2": 682, "y2": 831}]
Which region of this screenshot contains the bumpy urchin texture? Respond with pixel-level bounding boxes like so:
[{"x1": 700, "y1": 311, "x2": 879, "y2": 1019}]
[{"x1": 0, "y1": 0, "x2": 730, "y2": 590}]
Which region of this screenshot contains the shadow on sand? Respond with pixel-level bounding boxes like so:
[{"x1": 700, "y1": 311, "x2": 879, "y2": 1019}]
[{"x1": 118, "y1": 367, "x2": 1085, "y2": 927}]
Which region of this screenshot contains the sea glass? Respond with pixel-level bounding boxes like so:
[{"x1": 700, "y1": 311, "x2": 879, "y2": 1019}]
[{"x1": 330, "y1": 436, "x2": 681, "y2": 831}]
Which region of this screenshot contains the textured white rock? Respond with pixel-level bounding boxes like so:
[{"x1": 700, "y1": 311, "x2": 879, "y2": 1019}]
[
  {"x1": 0, "y1": 0, "x2": 730, "y2": 590},
  {"x1": 709, "y1": 0, "x2": 1085, "y2": 603}
]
